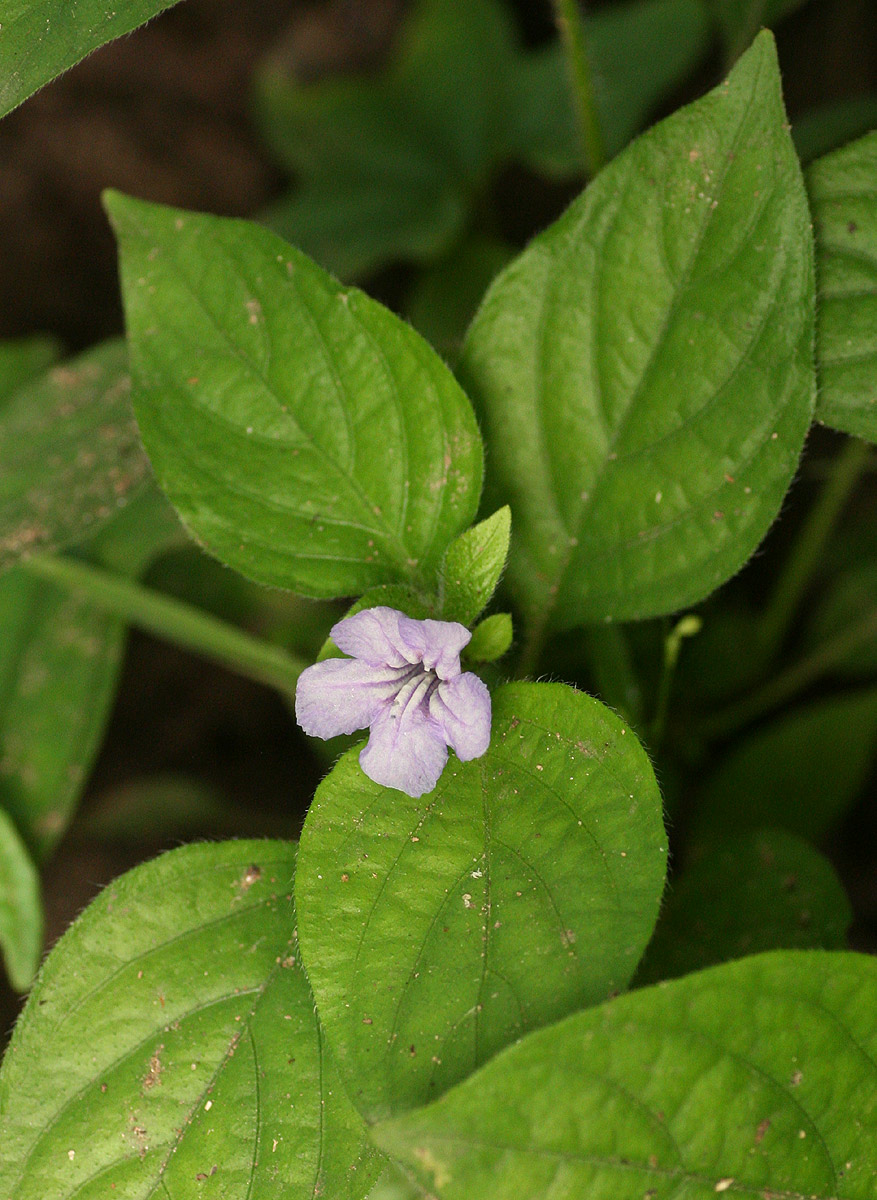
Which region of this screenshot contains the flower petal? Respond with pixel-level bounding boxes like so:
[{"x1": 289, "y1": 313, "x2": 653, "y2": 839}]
[
  {"x1": 398, "y1": 615, "x2": 471, "y2": 679},
  {"x1": 331, "y1": 607, "x2": 417, "y2": 668},
  {"x1": 430, "y1": 672, "x2": 492, "y2": 761},
  {"x1": 359, "y1": 695, "x2": 448, "y2": 798},
  {"x1": 295, "y1": 658, "x2": 404, "y2": 740}
]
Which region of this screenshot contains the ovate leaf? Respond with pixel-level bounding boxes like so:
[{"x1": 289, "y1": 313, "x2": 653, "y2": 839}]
[
  {"x1": 0, "y1": 339, "x2": 150, "y2": 572},
  {"x1": 0, "y1": 1, "x2": 182, "y2": 119},
  {"x1": 440, "y1": 506, "x2": 510, "y2": 624},
  {"x1": 0, "y1": 841, "x2": 381, "y2": 1200},
  {"x1": 105, "y1": 192, "x2": 483, "y2": 599},
  {"x1": 0, "y1": 804, "x2": 42, "y2": 992},
  {"x1": 296, "y1": 682, "x2": 666, "y2": 1120},
  {"x1": 809, "y1": 131, "x2": 877, "y2": 442},
  {"x1": 692, "y1": 688, "x2": 877, "y2": 847},
  {"x1": 374, "y1": 951, "x2": 877, "y2": 1200},
  {"x1": 636, "y1": 829, "x2": 852, "y2": 985},
  {"x1": 463, "y1": 32, "x2": 814, "y2": 627}
]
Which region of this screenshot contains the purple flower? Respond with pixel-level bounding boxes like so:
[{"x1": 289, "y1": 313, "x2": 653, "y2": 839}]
[{"x1": 295, "y1": 606, "x2": 491, "y2": 798}]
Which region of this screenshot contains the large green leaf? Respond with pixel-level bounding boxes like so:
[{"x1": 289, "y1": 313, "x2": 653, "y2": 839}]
[
  {"x1": 0, "y1": 339, "x2": 150, "y2": 573},
  {"x1": 809, "y1": 132, "x2": 877, "y2": 442},
  {"x1": 105, "y1": 191, "x2": 483, "y2": 599},
  {"x1": 374, "y1": 951, "x2": 877, "y2": 1200},
  {"x1": 296, "y1": 682, "x2": 666, "y2": 1121},
  {"x1": 692, "y1": 688, "x2": 877, "y2": 847},
  {"x1": 0, "y1": 1, "x2": 182, "y2": 119},
  {"x1": 0, "y1": 804, "x2": 41, "y2": 993},
  {"x1": 0, "y1": 840, "x2": 382, "y2": 1200},
  {"x1": 636, "y1": 829, "x2": 852, "y2": 985},
  {"x1": 514, "y1": 0, "x2": 711, "y2": 177},
  {"x1": 462, "y1": 32, "x2": 815, "y2": 628}
]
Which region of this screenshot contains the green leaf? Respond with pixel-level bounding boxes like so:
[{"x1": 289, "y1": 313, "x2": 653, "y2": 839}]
[
  {"x1": 0, "y1": 339, "x2": 151, "y2": 573},
  {"x1": 0, "y1": 336, "x2": 60, "y2": 400},
  {"x1": 105, "y1": 191, "x2": 483, "y2": 599},
  {"x1": 0, "y1": 840, "x2": 382, "y2": 1200},
  {"x1": 296, "y1": 681, "x2": 666, "y2": 1121},
  {"x1": 636, "y1": 829, "x2": 852, "y2": 986},
  {"x1": 793, "y1": 95, "x2": 877, "y2": 165},
  {"x1": 373, "y1": 950, "x2": 877, "y2": 1200},
  {"x1": 692, "y1": 688, "x2": 877, "y2": 847},
  {"x1": 440, "y1": 506, "x2": 510, "y2": 625},
  {"x1": 0, "y1": 566, "x2": 125, "y2": 859},
  {"x1": 465, "y1": 612, "x2": 513, "y2": 663},
  {"x1": 513, "y1": 0, "x2": 712, "y2": 177},
  {"x1": 809, "y1": 132, "x2": 877, "y2": 442},
  {"x1": 462, "y1": 32, "x2": 815, "y2": 628},
  {"x1": 0, "y1": 1, "x2": 182, "y2": 119},
  {"x1": 709, "y1": 0, "x2": 813, "y2": 61},
  {"x1": 0, "y1": 804, "x2": 42, "y2": 993},
  {"x1": 254, "y1": 0, "x2": 519, "y2": 279},
  {"x1": 0, "y1": 488, "x2": 184, "y2": 860}
]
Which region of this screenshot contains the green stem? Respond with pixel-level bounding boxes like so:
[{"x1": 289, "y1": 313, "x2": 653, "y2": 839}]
[
  {"x1": 759, "y1": 437, "x2": 870, "y2": 664},
  {"x1": 514, "y1": 612, "x2": 549, "y2": 680},
  {"x1": 24, "y1": 554, "x2": 308, "y2": 698},
  {"x1": 552, "y1": 0, "x2": 608, "y2": 176},
  {"x1": 695, "y1": 606, "x2": 877, "y2": 742},
  {"x1": 650, "y1": 614, "x2": 702, "y2": 747}
]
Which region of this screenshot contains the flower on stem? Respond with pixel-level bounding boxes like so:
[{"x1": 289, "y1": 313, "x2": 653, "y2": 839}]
[{"x1": 295, "y1": 606, "x2": 491, "y2": 798}]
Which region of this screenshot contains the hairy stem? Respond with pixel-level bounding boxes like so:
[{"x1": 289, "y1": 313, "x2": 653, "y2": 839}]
[
  {"x1": 552, "y1": 0, "x2": 608, "y2": 176},
  {"x1": 23, "y1": 553, "x2": 308, "y2": 698}
]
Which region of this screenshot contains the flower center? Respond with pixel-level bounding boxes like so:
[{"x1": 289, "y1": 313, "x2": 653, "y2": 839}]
[{"x1": 391, "y1": 664, "x2": 439, "y2": 720}]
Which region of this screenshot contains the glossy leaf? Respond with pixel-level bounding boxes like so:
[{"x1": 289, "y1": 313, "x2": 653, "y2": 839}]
[
  {"x1": 515, "y1": 0, "x2": 712, "y2": 177},
  {"x1": 692, "y1": 688, "x2": 877, "y2": 846},
  {"x1": 636, "y1": 829, "x2": 852, "y2": 985},
  {"x1": 0, "y1": 339, "x2": 150, "y2": 573},
  {"x1": 0, "y1": 804, "x2": 42, "y2": 993},
  {"x1": 0, "y1": 840, "x2": 381, "y2": 1200},
  {"x1": 463, "y1": 32, "x2": 815, "y2": 627},
  {"x1": 374, "y1": 951, "x2": 877, "y2": 1200},
  {"x1": 809, "y1": 132, "x2": 877, "y2": 442},
  {"x1": 296, "y1": 681, "x2": 666, "y2": 1120},
  {"x1": 106, "y1": 191, "x2": 483, "y2": 599},
  {"x1": 440, "y1": 506, "x2": 510, "y2": 625},
  {"x1": 0, "y1": 1, "x2": 182, "y2": 119},
  {"x1": 0, "y1": 336, "x2": 59, "y2": 400}
]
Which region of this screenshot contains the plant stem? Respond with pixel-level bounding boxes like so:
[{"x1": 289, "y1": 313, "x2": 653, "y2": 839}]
[
  {"x1": 552, "y1": 0, "x2": 608, "y2": 176},
  {"x1": 695, "y1": 606, "x2": 877, "y2": 742},
  {"x1": 759, "y1": 437, "x2": 870, "y2": 664},
  {"x1": 650, "y1": 614, "x2": 702, "y2": 747},
  {"x1": 23, "y1": 554, "x2": 308, "y2": 698}
]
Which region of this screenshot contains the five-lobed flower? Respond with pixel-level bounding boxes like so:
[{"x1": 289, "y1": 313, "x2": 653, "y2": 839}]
[{"x1": 295, "y1": 606, "x2": 491, "y2": 797}]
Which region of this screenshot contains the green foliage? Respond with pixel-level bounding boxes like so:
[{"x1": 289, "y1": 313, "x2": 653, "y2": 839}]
[
  {"x1": 709, "y1": 0, "x2": 813, "y2": 62},
  {"x1": 0, "y1": 841, "x2": 382, "y2": 1200},
  {"x1": 464, "y1": 612, "x2": 513, "y2": 663},
  {"x1": 255, "y1": 0, "x2": 711, "y2": 279},
  {"x1": 440, "y1": 506, "x2": 510, "y2": 625},
  {"x1": 809, "y1": 132, "x2": 877, "y2": 443},
  {"x1": 0, "y1": 804, "x2": 41, "y2": 992},
  {"x1": 793, "y1": 95, "x2": 877, "y2": 164},
  {"x1": 636, "y1": 829, "x2": 852, "y2": 985},
  {"x1": 462, "y1": 33, "x2": 815, "y2": 629},
  {"x1": 692, "y1": 688, "x2": 877, "y2": 846},
  {"x1": 0, "y1": 339, "x2": 150, "y2": 573},
  {"x1": 374, "y1": 951, "x2": 877, "y2": 1199},
  {"x1": 0, "y1": 1, "x2": 182, "y2": 119},
  {"x1": 296, "y1": 682, "x2": 666, "y2": 1121},
  {"x1": 105, "y1": 191, "x2": 483, "y2": 600},
  {"x1": 0, "y1": 336, "x2": 60, "y2": 398}
]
